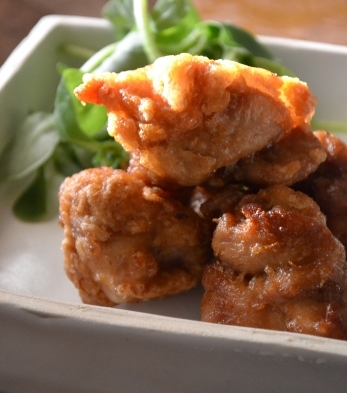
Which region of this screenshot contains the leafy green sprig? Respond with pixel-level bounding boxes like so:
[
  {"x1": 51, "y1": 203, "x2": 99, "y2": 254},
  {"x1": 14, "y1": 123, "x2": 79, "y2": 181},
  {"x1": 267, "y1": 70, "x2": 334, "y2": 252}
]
[{"x1": 1, "y1": 0, "x2": 345, "y2": 222}]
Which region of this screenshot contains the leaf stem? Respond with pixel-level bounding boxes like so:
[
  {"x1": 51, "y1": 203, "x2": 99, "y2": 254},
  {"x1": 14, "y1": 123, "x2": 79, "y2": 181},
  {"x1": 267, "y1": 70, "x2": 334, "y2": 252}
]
[
  {"x1": 58, "y1": 43, "x2": 96, "y2": 62},
  {"x1": 133, "y1": 0, "x2": 162, "y2": 63},
  {"x1": 80, "y1": 43, "x2": 118, "y2": 72},
  {"x1": 311, "y1": 118, "x2": 347, "y2": 133},
  {"x1": 66, "y1": 137, "x2": 117, "y2": 152}
]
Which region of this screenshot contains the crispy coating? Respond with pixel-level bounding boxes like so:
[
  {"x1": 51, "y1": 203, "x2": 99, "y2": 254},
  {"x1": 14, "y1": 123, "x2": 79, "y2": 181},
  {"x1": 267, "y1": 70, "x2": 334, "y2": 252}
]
[
  {"x1": 59, "y1": 167, "x2": 213, "y2": 306},
  {"x1": 202, "y1": 185, "x2": 347, "y2": 339},
  {"x1": 74, "y1": 53, "x2": 316, "y2": 187},
  {"x1": 229, "y1": 125, "x2": 326, "y2": 187},
  {"x1": 296, "y1": 131, "x2": 347, "y2": 249}
]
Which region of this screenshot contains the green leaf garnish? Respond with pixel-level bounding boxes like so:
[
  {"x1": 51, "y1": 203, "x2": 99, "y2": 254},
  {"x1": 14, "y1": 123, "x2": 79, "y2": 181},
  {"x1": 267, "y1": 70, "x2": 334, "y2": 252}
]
[
  {"x1": 0, "y1": 112, "x2": 59, "y2": 182},
  {"x1": 4, "y1": 0, "x2": 342, "y2": 223}
]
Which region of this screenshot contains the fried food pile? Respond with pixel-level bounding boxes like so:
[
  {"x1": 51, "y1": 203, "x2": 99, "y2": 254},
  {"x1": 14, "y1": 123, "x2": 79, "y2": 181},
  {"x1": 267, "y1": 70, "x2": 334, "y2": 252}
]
[{"x1": 58, "y1": 53, "x2": 347, "y2": 339}]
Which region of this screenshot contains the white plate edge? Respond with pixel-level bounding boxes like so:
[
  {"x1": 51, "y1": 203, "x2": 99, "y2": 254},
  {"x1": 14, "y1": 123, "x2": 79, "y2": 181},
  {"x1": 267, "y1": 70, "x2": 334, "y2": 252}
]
[
  {"x1": 1, "y1": 15, "x2": 347, "y2": 358},
  {"x1": 1, "y1": 288, "x2": 347, "y2": 359}
]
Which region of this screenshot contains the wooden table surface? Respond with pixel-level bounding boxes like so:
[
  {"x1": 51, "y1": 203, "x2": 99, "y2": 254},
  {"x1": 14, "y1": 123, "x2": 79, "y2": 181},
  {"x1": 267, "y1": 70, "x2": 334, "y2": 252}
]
[{"x1": 1, "y1": 0, "x2": 347, "y2": 65}]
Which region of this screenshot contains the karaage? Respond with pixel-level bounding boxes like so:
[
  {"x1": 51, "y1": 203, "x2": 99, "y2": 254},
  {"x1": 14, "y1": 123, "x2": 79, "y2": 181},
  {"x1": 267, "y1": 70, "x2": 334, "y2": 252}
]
[
  {"x1": 75, "y1": 53, "x2": 316, "y2": 187},
  {"x1": 202, "y1": 185, "x2": 347, "y2": 339},
  {"x1": 59, "y1": 167, "x2": 213, "y2": 306}
]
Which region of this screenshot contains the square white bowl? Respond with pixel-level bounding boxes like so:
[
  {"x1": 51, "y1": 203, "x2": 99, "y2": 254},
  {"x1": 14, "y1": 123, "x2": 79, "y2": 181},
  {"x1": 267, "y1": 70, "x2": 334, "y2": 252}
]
[{"x1": 1, "y1": 15, "x2": 347, "y2": 393}]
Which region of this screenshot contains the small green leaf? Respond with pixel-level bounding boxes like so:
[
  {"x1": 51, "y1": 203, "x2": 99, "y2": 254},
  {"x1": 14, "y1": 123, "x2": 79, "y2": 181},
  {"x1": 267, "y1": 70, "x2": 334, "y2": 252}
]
[
  {"x1": 52, "y1": 143, "x2": 86, "y2": 176},
  {"x1": 92, "y1": 141, "x2": 129, "y2": 168},
  {"x1": 59, "y1": 68, "x2": 107, "y2": 137},
  {"x1": 12, "y1": 161, "x2": 63, "y2": 222},
  {"x1": 13, "y1": 167, "x2": 46, "y2": 222},
  {"x1": 152, "y1": 0, "x2": 200, "y2": 31},
  {"x1": 102, "y1": 0, "x2": 135, "y2": 41},
  {"x1": 154, "y1": 0, "x2": 204, "y2": 56},
  {"x1": 0, "y1": 112, "x2": 59, "y2": 182},
  {"x1": 223, "y1": 22, "x2": 274, "y2": 60},
  {"x1": 54, "y1": 76, "x2": 87, "y2": 142}
]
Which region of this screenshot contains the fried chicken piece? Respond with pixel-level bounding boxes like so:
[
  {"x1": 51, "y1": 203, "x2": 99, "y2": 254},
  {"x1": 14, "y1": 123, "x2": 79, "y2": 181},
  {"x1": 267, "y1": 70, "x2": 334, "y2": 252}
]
[
  {"x1": 229, "y1": 125, "x2": 326, "y2": 187},
  {"x1": 295, "y1": 131, "x2": 347, "y2": 249},
  {"x1": 59, "y1": 167, "x2": 213, "y2": 306},
  {"x1": 212, "y1": 185, "x2": 344, "y2": 277},
  {"x1": 74, "y1": 53, "x2": 316, "y2": 187},
  {"x1": 201, "y1": 185, "x2": 347, "y2": 339}
]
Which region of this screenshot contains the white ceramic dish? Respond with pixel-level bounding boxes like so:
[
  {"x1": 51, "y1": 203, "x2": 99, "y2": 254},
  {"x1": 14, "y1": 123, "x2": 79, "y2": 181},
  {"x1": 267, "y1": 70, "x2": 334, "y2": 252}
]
[{"x1": 1, "y1": 15, "x2": 347, "y2": 393}]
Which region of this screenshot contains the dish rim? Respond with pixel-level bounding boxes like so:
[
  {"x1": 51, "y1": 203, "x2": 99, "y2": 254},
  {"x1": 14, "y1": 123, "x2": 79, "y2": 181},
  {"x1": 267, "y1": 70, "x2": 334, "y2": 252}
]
[
  {"x1": 1, "y1": 14, "x2": 347, "y2": 358},
  {"x1": 2, "y1": 288, "x2": 347, "y2": 358}
]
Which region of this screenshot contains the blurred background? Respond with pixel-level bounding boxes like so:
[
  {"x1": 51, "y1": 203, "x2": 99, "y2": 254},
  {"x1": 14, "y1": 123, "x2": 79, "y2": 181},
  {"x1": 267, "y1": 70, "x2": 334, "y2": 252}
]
[{"x1": 1, "y1": 0, "x2": 347, "y2": 65}]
